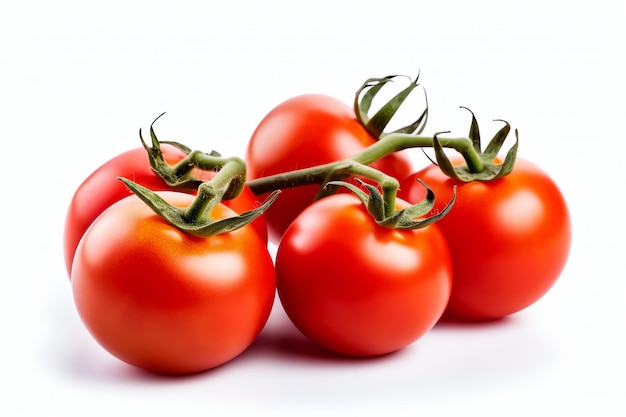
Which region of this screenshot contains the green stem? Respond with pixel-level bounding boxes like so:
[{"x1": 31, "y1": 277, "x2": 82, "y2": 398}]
[
  {"x1": 246, "y1": 133, "x2": 483, "y2": 196},
  {"x1": 203, "y1": 156, "x2": 247, "y2": 200},
  {"x1": 166, "y1": 150, "x2": 247, "y2": 200},
  {"x1": 436, "y1": 135, "x2": 485, "y2": 173},
  {"x1": 248, "y1": 158, "x2": 399, "y2": 204},
  {"x1": 332, "y1": 162, "x2": 398, "y2": 216},
  {"x1": 351, "y1": 133, "x2": 484, "y2": 172},
  {"x1": 184, "y1": 183, "x2": 219, "y2": 222}
]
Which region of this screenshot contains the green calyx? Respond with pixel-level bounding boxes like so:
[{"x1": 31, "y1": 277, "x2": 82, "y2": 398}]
[
  {"x1": 140, "y1": 112, "x2": 246, "y2": 200},
  {"x1": 354, "y1": 74, "x2": 429, "y2": 139},
  {"x1": 118, "y1": 177, "x2": 280, "y2": 237},
  {"x1": 432, "y1": 107, "x2": 519, "y2": 182},
  {"x1": 326, "y1": 178, "x2": 456, "y2": 230},
  {"x1": 120, "y1": 112, "x2": 281, "y2": 236}
]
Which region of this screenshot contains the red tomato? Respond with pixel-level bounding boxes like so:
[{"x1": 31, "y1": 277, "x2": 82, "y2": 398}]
[
  {"x1": 245, "y1": 94, "x2": 413, "y2": 243},
  {"x1": 71, "y1": 191, "x2": 276, "y2": 374},
  {"x1": 399, "y1": 157, "x2": 572, "y2": 320},
  {"x1": 64, "y1": 144, "x2": 267, "y2": 277},
  {"x1": 275, "y1": 193, "x2": 452, "y2": 357}
]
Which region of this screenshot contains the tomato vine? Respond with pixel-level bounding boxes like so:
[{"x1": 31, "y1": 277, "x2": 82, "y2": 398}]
[{"x1": 132, "y1": 75, "x2": 518, "y2": 235}]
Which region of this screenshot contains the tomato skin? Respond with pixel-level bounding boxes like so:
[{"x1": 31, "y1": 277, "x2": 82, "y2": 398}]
[
  {"x1": 275, "y1": 193, "x2": 452, "y2": 357},
  {"x1": 71, "y1": 192, "x2": 276, "y2": 374},
  {"x1": 399, "y1": 158, "x2": 572, "y2": 320},
  {"x1": 245, "y1": 94, "x2": 414, "y2": 243},
  {"x1": 64, "y1": 144, "x2": 267, "y2": 277}
]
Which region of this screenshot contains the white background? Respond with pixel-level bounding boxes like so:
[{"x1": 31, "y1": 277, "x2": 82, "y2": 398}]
[{"x1": 1, "y1": 1, "x2": 624, "y2": 416}]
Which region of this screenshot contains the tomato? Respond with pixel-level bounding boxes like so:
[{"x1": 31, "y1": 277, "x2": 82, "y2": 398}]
[
  {"x1": 63, "y1": 144, "x2": 267, "y2": 277},
  {"x1": 275, "y1": 193, "x2": 452, "y2": 357},
  {"x1": 399, "y1": 157, "x2": 571, "y2": 321},
  {"x1": 71, "y1": 191, "x2": 276, "y2": 374},
  {"x1": 245, "y1": 94, "x2": 413, "y2": 243}
]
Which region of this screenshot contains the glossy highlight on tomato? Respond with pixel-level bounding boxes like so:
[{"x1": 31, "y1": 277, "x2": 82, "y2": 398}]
[
  {"x1": 71, "y1": 191, "x2": 276, "y2": 374},
  {"x1": 275, "y1": 193, "x2": 452, "y2": 357},
  {"x1": 399, "y1": 157, "x2": 572, "y2": 320},
  {"x1": 245, "y1": 94, "x2": 413, "y2": 242},
  {"x1": 63, "y1": 144, "x2": 267, "y2": 277}
]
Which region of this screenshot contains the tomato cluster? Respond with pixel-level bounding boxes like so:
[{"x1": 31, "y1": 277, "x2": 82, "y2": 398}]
[{"x1": 64, "y1": 75, "x2": 571, "y2": 375}]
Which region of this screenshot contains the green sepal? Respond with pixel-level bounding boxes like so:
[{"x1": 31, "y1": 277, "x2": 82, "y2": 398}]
[
  {"x1": 118, "y1": 177, "x2": 279, "y2": 237},
  {"x1": 464, "y1": 106, "x2": 482, "y2": 154},
  {"x1": 326, "y1": 178, "x2": 455, "y2": 230},
  {"x1": 355, "y1": 76, "x2": 397, "y2": 126},
  {"x1": 325, "y1": 180, "x2": 380, "y2": 218},
  {"x1": 390, "y1": 91, "x2": 429, "y2": 136},
  {"x1": 432, "y1": 109, "x2": 519, "y2": 182},
  {"x1": 354, "y1": 74, "x2": 429, "y2": 139}
]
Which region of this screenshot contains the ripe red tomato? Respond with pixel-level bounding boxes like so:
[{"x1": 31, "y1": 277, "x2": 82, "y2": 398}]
[
  {"x1": 245, "y1": 94, "x2": 414, "y2": 242},
  {"x1": 63, "y1": 144, "x2": 267, "y2": 277},
  {"x1": 71, "y1": 191, "x2": 276, "y2": 374},
  {"x1": 275, "y1": 193, "x2": 452, "y2": 357},
  {"x1": 399, "y1": 157, "x2": 572, "y2": 320}
]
